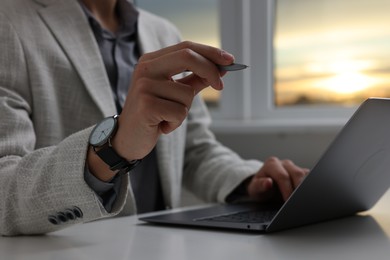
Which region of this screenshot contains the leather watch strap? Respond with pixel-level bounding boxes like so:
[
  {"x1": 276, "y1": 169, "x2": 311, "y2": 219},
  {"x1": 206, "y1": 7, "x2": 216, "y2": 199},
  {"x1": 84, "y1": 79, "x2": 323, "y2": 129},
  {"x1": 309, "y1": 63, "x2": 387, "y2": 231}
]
[{"x1": 96, "y1": 145, "x2": 141, "y2": 174}]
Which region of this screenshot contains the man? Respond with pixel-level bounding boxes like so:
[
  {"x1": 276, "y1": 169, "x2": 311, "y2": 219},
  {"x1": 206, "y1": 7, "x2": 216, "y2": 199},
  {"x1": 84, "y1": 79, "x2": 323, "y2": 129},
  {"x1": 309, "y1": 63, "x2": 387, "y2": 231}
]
[{"x1": 0, "y1": 0, "x2": 308, "y2": 236}]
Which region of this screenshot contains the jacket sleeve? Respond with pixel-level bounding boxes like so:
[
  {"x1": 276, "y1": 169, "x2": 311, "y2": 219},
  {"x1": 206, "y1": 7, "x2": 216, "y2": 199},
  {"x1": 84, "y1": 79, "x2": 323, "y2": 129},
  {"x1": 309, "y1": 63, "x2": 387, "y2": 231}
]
[
  {"x1": 183, "y1": 96, "x2": 263, "y2": 203},
  {"x1": 0, "y1": 13, "x2": 129, "y2": 236}
]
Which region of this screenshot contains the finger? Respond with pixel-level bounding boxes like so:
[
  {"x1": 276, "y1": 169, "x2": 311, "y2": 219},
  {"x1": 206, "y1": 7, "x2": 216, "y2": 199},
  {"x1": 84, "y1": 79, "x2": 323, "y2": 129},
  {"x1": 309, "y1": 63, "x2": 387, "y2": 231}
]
[
  {"x1": 136, "y1": 48, "x2": 224, "y2": 90},
  {"x1": 144, "y1": 97, "x2": 189, "y2": 134},
  {"x1": 248, "y1": 177, "x2": 274, "y2": 200},
  {"x1": 282, "y1": 160, "x2": 308, "y2": 189},
  {"x1": 140, "y1": 41, "x2": 235, "y2": 66},
  {"x1": 176, "y1": 73, "x2": 221, "y2": 95},
  {"x1": 138, "y1": 78, "x2": 195, "y2": 108},
  {"x1": 258, "y1": 157, "x2": 294, "y2": 201}
]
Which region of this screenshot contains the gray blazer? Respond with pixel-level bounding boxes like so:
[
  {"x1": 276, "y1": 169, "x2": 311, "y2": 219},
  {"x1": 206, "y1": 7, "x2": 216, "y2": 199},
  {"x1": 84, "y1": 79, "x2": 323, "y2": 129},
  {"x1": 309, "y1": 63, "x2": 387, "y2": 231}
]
[{"x1": 0, "y1": 0, "x2": 262, "y2": 235}]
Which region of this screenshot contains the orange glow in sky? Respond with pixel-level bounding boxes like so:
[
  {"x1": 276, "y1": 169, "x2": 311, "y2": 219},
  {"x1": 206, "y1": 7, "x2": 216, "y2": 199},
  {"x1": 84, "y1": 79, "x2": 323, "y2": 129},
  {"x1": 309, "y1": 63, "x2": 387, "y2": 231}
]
[{"x1": 274, "y1": 0, "x2": 390, "y2": 106}]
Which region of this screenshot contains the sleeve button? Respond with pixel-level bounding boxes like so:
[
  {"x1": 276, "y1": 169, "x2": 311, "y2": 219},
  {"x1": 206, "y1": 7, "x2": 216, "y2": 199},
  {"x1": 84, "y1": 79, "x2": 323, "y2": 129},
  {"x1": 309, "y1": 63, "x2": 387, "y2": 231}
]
[
  {"x1": 64, "y1": 209, "x2": 76, "y2": 220},
  {"x1": 48, "y1": 215, "x2": 60, "y2": 225},
  {"x1": 72, "y1": 206, "x2": 83, "y2": 218},
  {"x1": 56, "y1": 212, "x2": 68, "y2": 222}
]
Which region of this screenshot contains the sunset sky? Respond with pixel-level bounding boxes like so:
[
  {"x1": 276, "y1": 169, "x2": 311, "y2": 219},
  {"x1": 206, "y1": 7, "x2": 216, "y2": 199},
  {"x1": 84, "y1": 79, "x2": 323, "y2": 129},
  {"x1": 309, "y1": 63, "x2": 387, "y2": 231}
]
[{"x1": 274, "y1": 0, "x2": 390, "y2": 106}]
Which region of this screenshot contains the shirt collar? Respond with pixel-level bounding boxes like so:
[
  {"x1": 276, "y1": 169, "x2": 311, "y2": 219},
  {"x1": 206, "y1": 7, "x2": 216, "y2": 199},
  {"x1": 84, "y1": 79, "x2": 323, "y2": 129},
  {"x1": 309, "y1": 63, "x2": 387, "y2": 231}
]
[{"x1": 78, "y1": 0, "x2": 139, "y2": 38}]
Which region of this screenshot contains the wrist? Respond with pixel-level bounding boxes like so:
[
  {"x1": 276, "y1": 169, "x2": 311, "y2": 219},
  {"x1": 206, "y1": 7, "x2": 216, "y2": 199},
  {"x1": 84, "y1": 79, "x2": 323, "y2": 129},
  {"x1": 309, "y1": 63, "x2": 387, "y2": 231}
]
[
  {"x1": 88, "y1": 115, "x2": 142, "y2": 179},
  {"x1": 111, "y1": 115, "x2": 146, "y2": 161}
]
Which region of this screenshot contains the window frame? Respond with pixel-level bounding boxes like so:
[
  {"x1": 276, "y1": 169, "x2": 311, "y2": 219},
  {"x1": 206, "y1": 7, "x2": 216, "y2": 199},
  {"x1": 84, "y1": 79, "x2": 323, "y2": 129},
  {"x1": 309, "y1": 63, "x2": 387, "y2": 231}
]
[{"x1": 210, "y1": 0, "x2": 357, "y2": 133}]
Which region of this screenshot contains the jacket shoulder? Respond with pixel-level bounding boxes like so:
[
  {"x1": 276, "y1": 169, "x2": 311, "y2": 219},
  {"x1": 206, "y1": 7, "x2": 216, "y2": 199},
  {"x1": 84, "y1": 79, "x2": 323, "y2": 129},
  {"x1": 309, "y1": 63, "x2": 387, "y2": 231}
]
[{"x1": 138, "y1": 9, "x2": 182, "y2": 44}]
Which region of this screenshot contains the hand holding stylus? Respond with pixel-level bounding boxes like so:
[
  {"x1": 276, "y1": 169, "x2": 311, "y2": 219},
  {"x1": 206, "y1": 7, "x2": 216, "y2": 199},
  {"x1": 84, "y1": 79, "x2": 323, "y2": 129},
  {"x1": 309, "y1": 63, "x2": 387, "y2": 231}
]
[{"x1": 113, "y1": 41, "x2": 241, "y2": 161}]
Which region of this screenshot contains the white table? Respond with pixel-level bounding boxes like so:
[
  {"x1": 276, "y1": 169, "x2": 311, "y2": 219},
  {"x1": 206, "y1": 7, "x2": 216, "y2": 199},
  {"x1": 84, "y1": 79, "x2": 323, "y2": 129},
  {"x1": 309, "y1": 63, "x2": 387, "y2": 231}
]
[{"x1": 2, "y1": 191, "x2": 390, "y2": 260}]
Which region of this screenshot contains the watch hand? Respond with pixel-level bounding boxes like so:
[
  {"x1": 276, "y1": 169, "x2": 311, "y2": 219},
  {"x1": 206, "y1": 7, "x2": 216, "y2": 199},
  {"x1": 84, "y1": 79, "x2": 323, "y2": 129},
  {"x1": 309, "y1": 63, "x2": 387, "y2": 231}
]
[
  {"x1": 102, "y1": 127, "x2": 112, "y2": 136},
  {"x1": 98, "y1": 131, "x2": 105, "y2": 140}
]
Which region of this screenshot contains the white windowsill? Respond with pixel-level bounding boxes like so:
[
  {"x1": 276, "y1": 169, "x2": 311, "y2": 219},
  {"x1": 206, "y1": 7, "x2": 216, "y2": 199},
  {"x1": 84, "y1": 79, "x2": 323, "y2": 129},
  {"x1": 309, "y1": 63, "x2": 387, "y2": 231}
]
[{"x1": 210, "y1": 118, "x2": 347, "y2": 134}]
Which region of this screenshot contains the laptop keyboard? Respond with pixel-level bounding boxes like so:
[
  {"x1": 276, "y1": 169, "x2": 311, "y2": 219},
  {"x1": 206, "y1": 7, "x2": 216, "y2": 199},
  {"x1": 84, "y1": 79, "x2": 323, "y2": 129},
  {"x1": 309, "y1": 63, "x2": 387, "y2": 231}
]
[{"x1": 196, "y1": 209, "x2": 277, "y2": 223}]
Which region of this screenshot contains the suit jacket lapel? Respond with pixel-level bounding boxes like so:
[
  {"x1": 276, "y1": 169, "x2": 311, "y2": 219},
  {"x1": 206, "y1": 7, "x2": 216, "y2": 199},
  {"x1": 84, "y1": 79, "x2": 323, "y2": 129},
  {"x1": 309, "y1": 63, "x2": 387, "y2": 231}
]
[{"x1": 34, "y1": 0, "x2": 116, "y2": 117}]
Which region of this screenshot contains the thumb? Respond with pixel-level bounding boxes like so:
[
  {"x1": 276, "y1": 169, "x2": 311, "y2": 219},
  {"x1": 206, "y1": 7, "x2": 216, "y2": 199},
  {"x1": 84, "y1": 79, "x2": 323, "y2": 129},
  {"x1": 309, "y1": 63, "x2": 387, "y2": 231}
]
[{"x1": 176, "y1": 73, "x2": 224, "y2": 94}]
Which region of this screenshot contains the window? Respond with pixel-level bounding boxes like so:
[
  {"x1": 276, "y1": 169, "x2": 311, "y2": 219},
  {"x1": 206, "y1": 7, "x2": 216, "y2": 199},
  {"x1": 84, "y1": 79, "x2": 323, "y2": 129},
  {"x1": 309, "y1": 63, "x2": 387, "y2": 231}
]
[
  {"x1": 274, "y1": 0, "x2": 390, "y2": 107},
  {"x1": 136, "y1": 0, "x2": 221, "y2": 106},
  {"x1": 137, "y1": 0, "x2": 390, "y2": 131},
  {"x1": 213, "y1": 0, "x2": 390, "y2": 131}
]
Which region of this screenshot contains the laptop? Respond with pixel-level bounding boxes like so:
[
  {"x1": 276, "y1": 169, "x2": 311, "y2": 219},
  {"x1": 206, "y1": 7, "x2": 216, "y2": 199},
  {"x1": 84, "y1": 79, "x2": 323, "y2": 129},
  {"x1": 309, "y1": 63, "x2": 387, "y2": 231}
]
[{"x1": 139, "y1": 98, "x2": 390, "y2": 232}]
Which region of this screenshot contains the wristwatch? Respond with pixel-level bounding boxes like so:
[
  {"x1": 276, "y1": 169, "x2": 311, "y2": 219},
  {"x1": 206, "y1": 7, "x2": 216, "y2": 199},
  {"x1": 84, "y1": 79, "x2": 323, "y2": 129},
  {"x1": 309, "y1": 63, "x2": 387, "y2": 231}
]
[{"x1": 89, "y1": 115, "x2": 141, "y2": 174}]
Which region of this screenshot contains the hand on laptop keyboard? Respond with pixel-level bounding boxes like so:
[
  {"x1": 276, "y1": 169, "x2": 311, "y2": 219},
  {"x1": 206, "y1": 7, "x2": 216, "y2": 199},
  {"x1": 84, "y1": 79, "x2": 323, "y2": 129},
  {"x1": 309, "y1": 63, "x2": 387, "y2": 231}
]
[{"x1": 247, "y1": 157, "x2": 310, "y2": 202}]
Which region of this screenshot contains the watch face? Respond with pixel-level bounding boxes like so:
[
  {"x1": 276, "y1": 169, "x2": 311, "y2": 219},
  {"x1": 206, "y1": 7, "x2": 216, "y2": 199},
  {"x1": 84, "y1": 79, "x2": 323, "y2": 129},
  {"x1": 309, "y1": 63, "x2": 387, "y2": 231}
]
[{"x1": 89, "y1": 116, "x2": 117, "y2": 147}]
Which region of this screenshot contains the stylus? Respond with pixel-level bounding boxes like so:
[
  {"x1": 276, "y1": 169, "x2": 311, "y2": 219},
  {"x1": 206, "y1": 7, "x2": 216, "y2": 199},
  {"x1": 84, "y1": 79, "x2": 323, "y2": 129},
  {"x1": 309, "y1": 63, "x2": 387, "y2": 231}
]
[{"x1": 217, "y1": 63, "x2": 249, "y2": 71}]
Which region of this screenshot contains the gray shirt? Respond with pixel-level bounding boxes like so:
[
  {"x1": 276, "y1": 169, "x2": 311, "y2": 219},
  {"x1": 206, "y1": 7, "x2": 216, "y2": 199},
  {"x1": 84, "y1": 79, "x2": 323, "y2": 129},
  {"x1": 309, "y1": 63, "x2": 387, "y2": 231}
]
[{"x1": 80, "y1": 0, "x2": 165, "y2": 213}]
